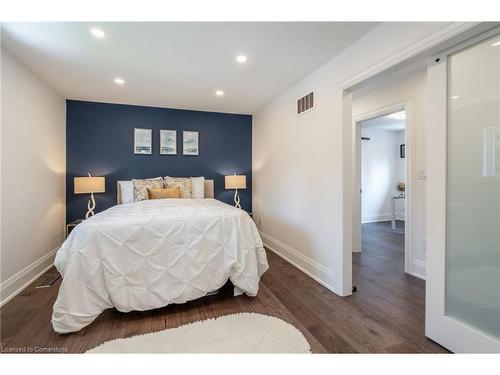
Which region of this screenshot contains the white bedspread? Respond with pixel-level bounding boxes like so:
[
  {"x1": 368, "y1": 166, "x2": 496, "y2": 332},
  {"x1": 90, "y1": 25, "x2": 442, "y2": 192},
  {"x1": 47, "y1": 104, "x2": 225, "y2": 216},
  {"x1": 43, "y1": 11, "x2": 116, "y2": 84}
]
[{"x1": 52, "y1": 199, "x2": 268, "y2": 333}]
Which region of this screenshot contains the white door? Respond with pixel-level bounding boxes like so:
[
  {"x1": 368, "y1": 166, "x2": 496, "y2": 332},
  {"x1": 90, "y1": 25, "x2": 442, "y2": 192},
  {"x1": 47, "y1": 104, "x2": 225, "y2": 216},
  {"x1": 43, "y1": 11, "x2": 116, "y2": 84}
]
[{"x1": 426, "y1": 30, "x2": 500, "y2": 353}]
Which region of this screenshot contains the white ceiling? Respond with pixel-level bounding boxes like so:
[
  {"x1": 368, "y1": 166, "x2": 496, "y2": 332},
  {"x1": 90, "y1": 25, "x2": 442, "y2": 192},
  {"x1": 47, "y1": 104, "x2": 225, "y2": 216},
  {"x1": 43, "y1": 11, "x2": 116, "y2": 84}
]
[
  {"x1": 361, "y1": 111, "x2": 406, "y2": 131},
  {"x1": 1, "y1": 22, "x2": 378, "y2": 114}
]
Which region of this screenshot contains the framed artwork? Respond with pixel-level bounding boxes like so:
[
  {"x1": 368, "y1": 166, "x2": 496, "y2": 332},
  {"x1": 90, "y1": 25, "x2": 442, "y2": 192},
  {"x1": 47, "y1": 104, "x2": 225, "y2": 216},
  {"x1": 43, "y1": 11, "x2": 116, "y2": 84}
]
[
  {"x1": 183, "y1": 131, "x2": 199, "y2": 156},
  {"x1": 400, "y1": 144, "x2": 405, "y2": 158},
  {"x1": 134, "y1": 128, "x2": 152, "y2": 155},
  {"x1": 160, "y1": 129, "x2": 177, "y2": 155}
]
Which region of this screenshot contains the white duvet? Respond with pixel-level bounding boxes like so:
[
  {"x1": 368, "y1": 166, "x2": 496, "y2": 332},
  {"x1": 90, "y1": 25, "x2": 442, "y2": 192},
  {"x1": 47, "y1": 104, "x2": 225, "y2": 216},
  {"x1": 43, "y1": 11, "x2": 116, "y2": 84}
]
[{"x1": 52, "y1": 199, "x2": 268, "y2": 333}]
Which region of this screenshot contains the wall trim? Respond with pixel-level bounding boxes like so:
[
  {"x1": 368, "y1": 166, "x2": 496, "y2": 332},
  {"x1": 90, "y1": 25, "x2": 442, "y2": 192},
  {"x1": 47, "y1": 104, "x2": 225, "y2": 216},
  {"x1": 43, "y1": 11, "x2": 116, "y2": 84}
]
[
  {"x1": 338, "y1": 22, "x2": 483, "y2": 295},
  {"x1": 362, "y1": 213, "x2": 392, "y2": 224},
  {"x1": 338, "y1": 22, "x2": 481, "y2": 90},
  {"x1": 362, "y1": 216, "x2": 406, "y2": 224},
  {"x1": 260, "y1": 231, "x2": 338, "y2": 294},
  {"x1": 0, "y1": 247, "x2": 59, "y2": 307},
  {"x1": 411, "y1": 259, "x2": 426, "y2": 280}
]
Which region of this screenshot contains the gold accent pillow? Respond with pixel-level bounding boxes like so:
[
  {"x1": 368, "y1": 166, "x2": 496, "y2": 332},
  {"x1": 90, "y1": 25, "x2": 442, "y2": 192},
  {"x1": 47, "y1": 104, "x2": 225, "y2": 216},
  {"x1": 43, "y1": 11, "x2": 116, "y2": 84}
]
[
  {"x1": 132, "y1": 178, "x2": 164, "y2": 201},
  {"x1": 163, "y1": 177, "x2": 192, "y2": 198},
  {"x1": 147, "y1": 187, "x2": 181, "y2": 199}
]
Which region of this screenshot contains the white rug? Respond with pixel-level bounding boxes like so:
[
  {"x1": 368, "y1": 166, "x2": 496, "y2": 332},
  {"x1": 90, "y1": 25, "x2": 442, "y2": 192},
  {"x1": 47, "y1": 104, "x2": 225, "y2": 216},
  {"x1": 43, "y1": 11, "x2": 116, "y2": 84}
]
[{"x1": 87, "y1": 313, "x2": 311, "y2": 353}]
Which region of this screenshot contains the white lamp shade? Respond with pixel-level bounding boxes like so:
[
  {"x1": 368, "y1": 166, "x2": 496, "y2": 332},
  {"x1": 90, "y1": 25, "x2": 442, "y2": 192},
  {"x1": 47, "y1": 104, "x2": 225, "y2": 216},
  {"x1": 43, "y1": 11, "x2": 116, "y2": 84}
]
[
  {"x1": 74, "y1": 176, "x2": 105, "y2": 194},
  {"x1": 225, "y1": 175, "x2": 246, "y2": 190}
]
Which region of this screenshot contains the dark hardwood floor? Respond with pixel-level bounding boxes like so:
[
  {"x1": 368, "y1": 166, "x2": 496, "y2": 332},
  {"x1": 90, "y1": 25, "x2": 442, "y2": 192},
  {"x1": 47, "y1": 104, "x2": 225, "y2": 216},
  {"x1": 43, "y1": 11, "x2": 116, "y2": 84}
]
[{"x1": 0, "y1": 220, "x2": 447, "y2": 353}]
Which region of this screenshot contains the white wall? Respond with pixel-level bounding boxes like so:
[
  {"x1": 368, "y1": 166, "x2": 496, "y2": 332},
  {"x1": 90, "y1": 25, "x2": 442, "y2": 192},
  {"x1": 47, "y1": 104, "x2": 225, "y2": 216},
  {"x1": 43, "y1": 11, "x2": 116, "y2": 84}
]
[
  {"x1": 353, "y1": 69, "x2": 427, "y2": 277},
  {"x1": 360, "y1": 127, "x2": 405, "y2": 223},
  {"x1": 252, "y1": 23, "x2": 457, "y2": 293},
  {"x1": 0, "y1": 46, "x2": 66, "y2": 305}
]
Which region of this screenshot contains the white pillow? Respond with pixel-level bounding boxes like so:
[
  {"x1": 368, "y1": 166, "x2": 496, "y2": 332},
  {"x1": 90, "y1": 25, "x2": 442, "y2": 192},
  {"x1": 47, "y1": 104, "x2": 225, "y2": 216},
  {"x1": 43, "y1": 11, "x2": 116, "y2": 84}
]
[
  {"x1": 119, "y1": 181, "x2": 134, "y2": 204},
  {"x1": 191, "y1": 177, "x2": 205, "y2": 199}
]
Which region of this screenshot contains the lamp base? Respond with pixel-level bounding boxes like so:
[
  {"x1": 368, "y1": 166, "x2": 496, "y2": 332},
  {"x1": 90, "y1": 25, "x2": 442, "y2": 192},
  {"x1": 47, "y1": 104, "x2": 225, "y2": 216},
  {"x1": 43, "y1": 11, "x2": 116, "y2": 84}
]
[
  {"x1": 85, "y1": 192, "x2": 96, "y2": 219},
  {"x1": 233, "y1": 189, "x2": 241, "y2": 209}
]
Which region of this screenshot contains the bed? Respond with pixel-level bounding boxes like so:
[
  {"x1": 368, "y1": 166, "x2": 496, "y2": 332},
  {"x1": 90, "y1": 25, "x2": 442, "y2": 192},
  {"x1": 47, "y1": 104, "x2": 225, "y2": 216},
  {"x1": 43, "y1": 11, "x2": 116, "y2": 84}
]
[{"x1": 51, "y1": 179, "x2": 268, "y2": 333}]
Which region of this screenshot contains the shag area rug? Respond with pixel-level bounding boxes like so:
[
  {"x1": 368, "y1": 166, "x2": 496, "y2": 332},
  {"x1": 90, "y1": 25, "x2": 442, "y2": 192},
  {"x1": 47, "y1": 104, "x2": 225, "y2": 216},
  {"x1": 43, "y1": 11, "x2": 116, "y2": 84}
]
[{"x1": 87, "y1": 312, "x2": 311, "y2": 353}]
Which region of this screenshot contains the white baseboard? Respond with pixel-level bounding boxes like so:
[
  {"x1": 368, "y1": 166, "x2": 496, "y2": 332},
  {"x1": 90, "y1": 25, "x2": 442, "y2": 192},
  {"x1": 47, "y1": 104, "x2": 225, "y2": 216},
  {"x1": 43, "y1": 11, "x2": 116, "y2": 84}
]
[
  {"x1": 362, "y1": 213, "x2": 406, "y2": 224},
  {"x1": 259, "y1": 231, "x2": 340, "y2": 295},
  {"x1": 410, "y1": 258, "x2": 426, "y2": 280},
  {"x1": 362, "y1": 213, "x2": 392, "y2": 223},
  {"x1": 0, "y1": 247, "x2": 59, "y2": 307}
]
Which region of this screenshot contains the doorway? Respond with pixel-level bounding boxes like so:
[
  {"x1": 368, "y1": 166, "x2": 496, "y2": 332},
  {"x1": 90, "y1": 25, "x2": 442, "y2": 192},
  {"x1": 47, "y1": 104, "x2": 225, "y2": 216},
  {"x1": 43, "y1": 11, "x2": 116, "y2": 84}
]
[
  {"x1": 352, "y1": 102, "x2": 412, "y2": 276},
  {"x1": 339, "y1": 24, "x2": 500, "y2": 353},
  {"x1": 358, "y1": 110, "x2": 407, "y2": 274}
]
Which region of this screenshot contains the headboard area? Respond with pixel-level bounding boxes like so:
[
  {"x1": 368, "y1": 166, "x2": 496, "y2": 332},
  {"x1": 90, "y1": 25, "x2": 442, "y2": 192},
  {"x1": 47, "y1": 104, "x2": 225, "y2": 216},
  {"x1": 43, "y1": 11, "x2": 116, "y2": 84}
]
[
  {"x1": 66, "y1": 100, "x2": 252, "y2": 223},
  {"x1": 117, "y1": 179, "x2": 215, "y2": 204}
]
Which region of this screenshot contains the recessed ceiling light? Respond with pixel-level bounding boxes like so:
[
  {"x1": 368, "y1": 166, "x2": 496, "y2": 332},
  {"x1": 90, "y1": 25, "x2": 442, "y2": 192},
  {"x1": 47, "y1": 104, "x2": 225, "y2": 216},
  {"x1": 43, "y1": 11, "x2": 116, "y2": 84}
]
[
  {"x1": 236, "y1": 55, "x2": 247, "y2": 63},
  {"x1": 215, "y1": 90, "x2": 224, "y2": 96},
  {"x1": 491, "y1": 40, "x2": 500, "y2": 47},
  {"x1": 90, "y1": 28, "x2": 105, "y2": 39},
  {"x1": 451, "y1": 95, "x2": 460, "y2": 99},
  {"x1": 114, "y1": 78, "x2": 125, "y2": 85}
]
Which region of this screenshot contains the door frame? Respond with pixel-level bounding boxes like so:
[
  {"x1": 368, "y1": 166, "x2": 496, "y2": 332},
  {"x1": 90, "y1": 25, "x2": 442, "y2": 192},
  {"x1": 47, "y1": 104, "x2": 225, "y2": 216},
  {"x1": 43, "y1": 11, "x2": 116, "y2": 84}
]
[
  {"x1": 352, "y1": 101, "x2": 414, "y2": 276},
  {"x1": 425, "y1": 26, "x2": 500, "y2": 353},
  {"x1": 336, "y1": 22, "x2": 487, "y2": 297}
]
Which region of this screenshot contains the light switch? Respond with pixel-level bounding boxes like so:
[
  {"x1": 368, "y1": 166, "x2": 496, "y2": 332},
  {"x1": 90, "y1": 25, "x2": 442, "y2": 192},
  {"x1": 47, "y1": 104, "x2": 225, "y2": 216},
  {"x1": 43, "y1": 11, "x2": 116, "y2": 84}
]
[{"x1": 417, "y1": 168, "x2": 427, "y2": 180}]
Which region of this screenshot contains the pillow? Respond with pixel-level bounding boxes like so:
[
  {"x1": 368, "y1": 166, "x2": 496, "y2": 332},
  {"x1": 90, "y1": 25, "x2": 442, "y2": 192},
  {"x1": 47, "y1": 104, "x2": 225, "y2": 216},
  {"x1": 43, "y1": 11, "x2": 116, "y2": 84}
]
[
  {"x1": 191, "y1": 177, "x2": 205, "y2": 199},
  {"x1": 118, "y1": 180, "x2": 134, "y2": 204},
  {"x1": 163, "y1": 177, "x2": 192, "y2": 198},
  {"x1": 147, "y1": 187, "x2": 181, "y2": 199},
  {"x1": 204, "y1": 179, "x2": 214, "y2": 198},
  {"x1": 132, "y1": 177, "x2": 164, "y2": 201}
]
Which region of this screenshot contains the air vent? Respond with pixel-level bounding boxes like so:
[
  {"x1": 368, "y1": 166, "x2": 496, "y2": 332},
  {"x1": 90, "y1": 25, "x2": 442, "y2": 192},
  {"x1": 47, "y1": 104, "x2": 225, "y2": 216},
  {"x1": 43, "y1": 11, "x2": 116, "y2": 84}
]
[
  {"x1": 297, "y1": 92, "x2": 314, "y2": 115},
  {"x1": 35, "y1": 273, "x2": 60, "y2": 288}
]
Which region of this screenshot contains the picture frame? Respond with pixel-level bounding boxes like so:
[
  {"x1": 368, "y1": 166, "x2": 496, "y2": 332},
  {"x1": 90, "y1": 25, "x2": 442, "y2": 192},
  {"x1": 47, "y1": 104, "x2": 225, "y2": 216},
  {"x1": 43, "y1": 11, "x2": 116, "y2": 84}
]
[
  {"x1": 134, "y1": 128, "x2": 152, "y2": 155},
  {"x1": 160, "y1": 129, "x2": 177, "y2": 155},
  {"x1": 183, "y1": 131, "x2": 199, "y2": 156}
]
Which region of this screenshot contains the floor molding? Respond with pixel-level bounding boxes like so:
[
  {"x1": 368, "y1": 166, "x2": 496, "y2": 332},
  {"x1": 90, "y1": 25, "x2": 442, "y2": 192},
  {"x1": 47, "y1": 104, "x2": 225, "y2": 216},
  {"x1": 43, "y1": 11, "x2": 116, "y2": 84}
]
[
  {"x1": 362, "y1": 213, "x2": 391, "y2": 224},
  {"x1": 411, "y1": 259, "x2": 426, "y2": 280},
  {"x1": 362, "y1": 214, "x2": 407, "y2": 224},
  {"x1": 259, "y1": 231, "x2": 339, "y2": 295},
  {"x1": 0, "y1": 247, "x2": 59, "y2": 307}
]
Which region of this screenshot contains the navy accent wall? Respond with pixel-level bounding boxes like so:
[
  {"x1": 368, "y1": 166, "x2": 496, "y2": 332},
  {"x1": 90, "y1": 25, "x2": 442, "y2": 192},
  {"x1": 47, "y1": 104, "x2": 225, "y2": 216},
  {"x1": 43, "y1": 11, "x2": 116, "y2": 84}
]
[{"x1": 66, "y1": 100, "x2": 252, "y2": 223}]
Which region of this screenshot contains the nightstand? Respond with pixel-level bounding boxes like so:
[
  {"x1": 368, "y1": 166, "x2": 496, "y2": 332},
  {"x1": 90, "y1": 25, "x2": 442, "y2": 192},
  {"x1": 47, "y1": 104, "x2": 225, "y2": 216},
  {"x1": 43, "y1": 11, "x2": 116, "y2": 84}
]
[{"x1": 66, "y1": 219, "x2": 83, "y2": 238}]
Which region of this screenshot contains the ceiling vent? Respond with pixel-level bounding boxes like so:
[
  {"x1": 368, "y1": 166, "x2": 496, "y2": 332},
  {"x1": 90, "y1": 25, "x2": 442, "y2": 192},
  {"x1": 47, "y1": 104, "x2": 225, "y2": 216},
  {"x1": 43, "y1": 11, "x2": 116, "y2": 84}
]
[{"x1": 297, "y1": 92, "x2": 314, "y2": 115}]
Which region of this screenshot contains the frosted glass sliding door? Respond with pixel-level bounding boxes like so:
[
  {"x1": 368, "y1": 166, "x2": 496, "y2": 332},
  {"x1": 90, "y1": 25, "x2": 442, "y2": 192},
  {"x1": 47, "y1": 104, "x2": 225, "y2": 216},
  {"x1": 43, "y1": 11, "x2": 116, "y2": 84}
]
[{"x1": 446, "y1": 34, "x2": 500, "y2": 340}]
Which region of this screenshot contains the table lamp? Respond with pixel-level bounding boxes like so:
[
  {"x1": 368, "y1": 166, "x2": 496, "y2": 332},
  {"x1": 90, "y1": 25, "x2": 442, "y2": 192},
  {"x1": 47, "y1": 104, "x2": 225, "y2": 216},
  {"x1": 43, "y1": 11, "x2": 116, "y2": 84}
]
[
  {"x1": 225, "y1": 174, "x2": 246, "y2": 209},
  {"x1": 74, "y1": 173, "x2": 106, "y2": 219}
]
